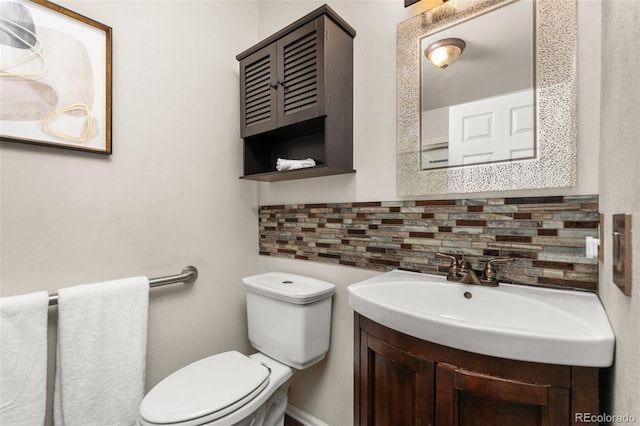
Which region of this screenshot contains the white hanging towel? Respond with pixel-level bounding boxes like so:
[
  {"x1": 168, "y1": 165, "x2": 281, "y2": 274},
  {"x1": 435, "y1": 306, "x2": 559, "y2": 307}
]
[
  {"x1": 53, "y1": 277, "x2": 149, "y2": 426},
  {"x1": 0, "y1": 291, "x2": 49, "y2": 426},
  {"x1": 276, "y1": 157, "x2": 316, "y2": 171}
]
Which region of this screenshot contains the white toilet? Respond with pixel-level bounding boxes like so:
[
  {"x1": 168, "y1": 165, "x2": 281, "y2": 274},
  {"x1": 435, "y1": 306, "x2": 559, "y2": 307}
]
[{"x1": 137, "y1": 272, "x2": 336, "y2": 426}]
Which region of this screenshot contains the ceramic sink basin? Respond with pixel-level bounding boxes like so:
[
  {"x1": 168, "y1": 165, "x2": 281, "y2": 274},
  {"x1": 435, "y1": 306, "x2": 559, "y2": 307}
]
[{"x1": 347, "y1": 270, "x2": 614, "y2": 367}]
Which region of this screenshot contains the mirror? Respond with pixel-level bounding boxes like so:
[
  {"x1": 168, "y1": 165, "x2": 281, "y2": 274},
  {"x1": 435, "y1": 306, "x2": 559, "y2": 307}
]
[
  {"x1": 398, "y1": 0, "x2": 577, "y2": 195},
  {"x1": 420, "y1": 0, "x2": 534, "y2": 169}
]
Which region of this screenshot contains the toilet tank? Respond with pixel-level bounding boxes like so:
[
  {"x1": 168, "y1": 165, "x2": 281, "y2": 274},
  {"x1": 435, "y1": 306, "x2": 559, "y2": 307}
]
[{"x1": 242, "y1": 272, "x2": 335, "y2": 370}]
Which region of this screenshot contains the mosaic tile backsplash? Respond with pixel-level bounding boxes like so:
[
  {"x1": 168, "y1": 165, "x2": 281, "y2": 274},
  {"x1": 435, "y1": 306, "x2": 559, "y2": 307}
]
[{"x1": 259, "y1": 195, "x2": 599, "y2": 292}]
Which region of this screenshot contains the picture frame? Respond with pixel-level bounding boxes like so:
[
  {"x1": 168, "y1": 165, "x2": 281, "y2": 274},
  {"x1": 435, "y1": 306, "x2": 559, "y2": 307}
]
[{"x1": 0, "y1": 0, "x2": 112, "y2": 154}]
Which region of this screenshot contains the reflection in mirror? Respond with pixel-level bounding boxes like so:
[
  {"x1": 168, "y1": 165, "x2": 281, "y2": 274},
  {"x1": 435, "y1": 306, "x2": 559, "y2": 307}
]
[
  {"x1": 397, "y1": 0, "x2": 577, "y2": 196},
  {"x1": 420, "y1": 0, "x2": 535, "y2": 170}
]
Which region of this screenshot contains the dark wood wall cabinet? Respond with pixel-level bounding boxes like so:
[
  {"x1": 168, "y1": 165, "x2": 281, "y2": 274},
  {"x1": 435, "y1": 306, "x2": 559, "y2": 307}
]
[
  {"x1": 236, "y1": 5, "x2": 356, "y2": 182},
  {"x1": 354, "y1": 314, "x2": 602, "y2": 426}
]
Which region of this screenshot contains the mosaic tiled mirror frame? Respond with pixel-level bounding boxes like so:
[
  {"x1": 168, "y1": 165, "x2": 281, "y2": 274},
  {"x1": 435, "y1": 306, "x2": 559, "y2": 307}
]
[{"x1": 397, "y1": 0, "x2": 577, "y2": 195}]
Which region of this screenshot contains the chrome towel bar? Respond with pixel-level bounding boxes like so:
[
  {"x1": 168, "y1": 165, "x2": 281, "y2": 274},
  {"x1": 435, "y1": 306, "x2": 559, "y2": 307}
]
[{"x1": 48, "y1": 266, "x2": 198, "y2": 306}]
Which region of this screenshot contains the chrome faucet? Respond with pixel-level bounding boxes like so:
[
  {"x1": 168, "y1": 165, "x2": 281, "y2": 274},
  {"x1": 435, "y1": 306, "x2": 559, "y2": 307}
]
[{"x1": 435, "y1": 253, "x2": 514, "y2": 287}]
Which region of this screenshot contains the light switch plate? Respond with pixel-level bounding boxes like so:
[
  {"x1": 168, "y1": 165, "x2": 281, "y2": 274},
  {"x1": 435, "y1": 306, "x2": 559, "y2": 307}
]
[{"x1": 612, "y1": 214, "x2": 632, "y2": 296}]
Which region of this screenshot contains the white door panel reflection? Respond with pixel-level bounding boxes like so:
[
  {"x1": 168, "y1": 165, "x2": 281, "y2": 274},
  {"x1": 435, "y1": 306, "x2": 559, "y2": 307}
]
[{"x1": 449, "y1": 90, "x2": 535, "y2": 167}]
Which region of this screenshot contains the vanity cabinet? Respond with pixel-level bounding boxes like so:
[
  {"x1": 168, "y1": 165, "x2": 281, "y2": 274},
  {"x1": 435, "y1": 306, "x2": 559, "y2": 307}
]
[
  {"x1": 354, "y1": 314, "x2": 600, "y2": 426},
  {"x1": 236, "y1": 5, "x2": 355, "y2": 181}
]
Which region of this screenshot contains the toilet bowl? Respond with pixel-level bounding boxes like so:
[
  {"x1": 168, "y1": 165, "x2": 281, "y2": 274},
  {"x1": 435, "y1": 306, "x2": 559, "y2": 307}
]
[
  {"x1": 138, "y1": 352, "x2": 292, "y2": 426},
  {"x1": 137, "y1": 272, "x2": 335, "y2": 426}
]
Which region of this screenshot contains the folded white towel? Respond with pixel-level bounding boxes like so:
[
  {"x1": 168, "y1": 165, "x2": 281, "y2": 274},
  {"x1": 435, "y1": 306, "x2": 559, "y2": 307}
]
[
  {"x1": 53, "y1": 277, "x2": 149, "y2": 426},
  {"x1": 0, "y1": 291, "x2": 49, "y2": 426},
  {"x1": 276, "y1": 157, "x2": 316, "y2": 171}
]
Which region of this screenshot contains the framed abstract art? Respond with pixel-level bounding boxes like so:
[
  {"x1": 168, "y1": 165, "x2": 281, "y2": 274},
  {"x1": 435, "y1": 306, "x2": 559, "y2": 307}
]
[{"x1": 0, "y1": 0, "x2": 112, "y2": 154}]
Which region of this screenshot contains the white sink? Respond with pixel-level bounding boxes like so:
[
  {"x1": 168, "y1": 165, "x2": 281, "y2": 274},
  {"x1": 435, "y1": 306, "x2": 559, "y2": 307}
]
[{"x1": 347, "y1": 270, "x2": 614, "y2": 367}]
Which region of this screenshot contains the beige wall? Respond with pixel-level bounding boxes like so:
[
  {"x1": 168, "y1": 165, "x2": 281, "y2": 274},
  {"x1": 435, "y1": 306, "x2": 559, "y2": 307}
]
[
  {"x1": 256, "y1": 0, "x2": 601, "y2": 207},
  {"x1": 599, "y1": 0, "x2": 640, "y2": 422},
  {"x1": 257, "y1": 1, "x2": 607, "y2": 425},
  {"x1": 0, "y1": 1, "x2": 260, "y2": 424},
  {"x1": 2, "y1": 1, "x2": 637, "y2": 426}
]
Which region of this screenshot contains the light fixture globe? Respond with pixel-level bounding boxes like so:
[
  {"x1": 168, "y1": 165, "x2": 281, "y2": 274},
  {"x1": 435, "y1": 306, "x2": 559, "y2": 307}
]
[{"x1": 424, "y1": 37, "x2": 466, "y2": 69}]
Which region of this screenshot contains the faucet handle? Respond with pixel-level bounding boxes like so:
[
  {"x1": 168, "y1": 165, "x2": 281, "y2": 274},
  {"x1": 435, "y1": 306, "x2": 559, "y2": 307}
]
[
  {"x1": 459, "y1": 259, "x2": 473, "y2": 272},
  {"x1": 435, "y1": 252, "x2": 460, "y2": 277},
  {"x1": 482, "y1": 257, "x2": 514, "y2": 281}
]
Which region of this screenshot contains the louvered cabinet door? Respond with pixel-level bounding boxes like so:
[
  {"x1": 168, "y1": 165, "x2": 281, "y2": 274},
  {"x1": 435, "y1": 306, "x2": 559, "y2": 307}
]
[
  {"x1": 276, "y1": 17, "x2": 326, "y2": 129},
  {"x1": 239, "y1": 43, "x2": 278, "y2": 138}
]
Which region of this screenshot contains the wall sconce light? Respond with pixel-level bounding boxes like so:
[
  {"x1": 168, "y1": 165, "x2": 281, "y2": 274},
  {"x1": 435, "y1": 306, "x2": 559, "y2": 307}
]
[
  {"x1": 424, "y1": 38, "x2": 466, "y2": 69},
  {"x1": 404, "y1": 0, "x2": 448, "y2": 9}
]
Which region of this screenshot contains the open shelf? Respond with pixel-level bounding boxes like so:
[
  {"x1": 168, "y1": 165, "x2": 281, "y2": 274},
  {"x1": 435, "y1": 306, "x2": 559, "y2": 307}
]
[{"x1": 241, "y1": 117, "x2": 354, "y2": 181}]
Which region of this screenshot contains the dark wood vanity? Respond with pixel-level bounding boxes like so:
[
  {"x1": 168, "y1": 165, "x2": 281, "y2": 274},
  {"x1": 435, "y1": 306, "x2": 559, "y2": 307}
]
[
  {"x1": 354, "y1": 313, "x2": 600, "y2": 426},
  {"x1": 236, "y1": 5, "x2": 355, "y2": 182}
]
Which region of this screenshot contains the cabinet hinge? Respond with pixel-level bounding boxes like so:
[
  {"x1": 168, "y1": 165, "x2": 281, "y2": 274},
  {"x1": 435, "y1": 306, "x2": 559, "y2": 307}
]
[{"x1": 326, "y1": 28, "x2": 329, "y2": 40}]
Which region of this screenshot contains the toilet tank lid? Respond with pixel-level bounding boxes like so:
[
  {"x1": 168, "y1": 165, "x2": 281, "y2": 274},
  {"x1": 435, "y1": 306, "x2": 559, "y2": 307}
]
[{"x1": 243, "y1": 272, "x2": 335, "y2": 304}]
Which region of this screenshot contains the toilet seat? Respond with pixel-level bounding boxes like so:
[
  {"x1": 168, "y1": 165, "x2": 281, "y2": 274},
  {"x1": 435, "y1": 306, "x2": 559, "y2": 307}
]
[{"x1": 138, "y1": 351, "x2": 270, "y2": 426}]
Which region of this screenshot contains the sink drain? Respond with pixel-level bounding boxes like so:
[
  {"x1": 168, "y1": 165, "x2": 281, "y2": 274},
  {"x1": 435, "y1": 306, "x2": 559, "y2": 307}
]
[{"x1": 464, "y1": 291, "x2": 472, "y2": 299}]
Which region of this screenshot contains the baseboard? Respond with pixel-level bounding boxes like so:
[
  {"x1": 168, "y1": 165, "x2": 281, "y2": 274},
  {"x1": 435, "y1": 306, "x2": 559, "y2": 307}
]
[{"x1": 285, "y1": 404, "x2": 330, "y2": 426}]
